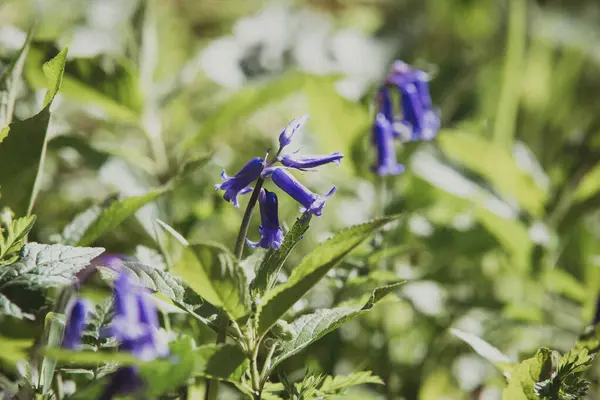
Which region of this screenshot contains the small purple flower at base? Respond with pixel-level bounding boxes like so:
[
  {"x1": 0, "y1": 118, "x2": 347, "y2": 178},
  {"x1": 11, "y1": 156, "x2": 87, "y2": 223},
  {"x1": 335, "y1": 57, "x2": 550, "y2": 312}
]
[
  {"x1": 280, "y1": 152, "x2": 343, "y2": 171},
  {"x1": 372, "y1": 113, "x2": 404, "y2": 176},
  {"x1": 62, "y1": 298, "x2": 90, "y2": 349},
  {"x1": 246, "y1": 189, "x2": 284, "y2": 250},
  {"x1": 377, "y1": 87, "x2": 395, "y2": 135},
  {"x1": 271, "y1": 168, "x2": 336, "y2": 217},
  {"x1": 214, "y1": 157, "x2": 264, "y2": 207},
  {"x1": 99, "y1": 366, "x2": 143, "y2": 400},
  {"x1": 279, "y1": 115, "x2": 309, "y2": 148}
]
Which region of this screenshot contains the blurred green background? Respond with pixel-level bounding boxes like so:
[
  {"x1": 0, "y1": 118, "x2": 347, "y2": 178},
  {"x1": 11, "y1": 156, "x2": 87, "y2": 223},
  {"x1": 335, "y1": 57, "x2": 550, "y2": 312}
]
[{"x1": 3, "y1": 0, "x2": 600, "y2": 398}]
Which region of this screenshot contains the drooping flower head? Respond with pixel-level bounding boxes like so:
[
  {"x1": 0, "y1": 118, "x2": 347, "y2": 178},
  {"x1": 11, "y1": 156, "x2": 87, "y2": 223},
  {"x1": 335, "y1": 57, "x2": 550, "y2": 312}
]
[
  {"x1": 280, "y1": 152, "x2": 343, "y2": 171},
  {"x1": 279, "y1": 115, "x2": 309, "y2": 149},
  {"x1": 372, "y1": 113, "x2": 404, "y2": 176},
  {"x1": 215, "y1": 157, "x2": 265, "y2": 207},
  {"x1": 107, "y1": 272, "x2": 167, "y2": 361},
  {"x1": 246, "y1": 189, "x2": 284, "y2": 250},
  {"x1": 385, "y1": 61, "x2": 440, "y2": 141},
  {"x1": 271, "y1": 168, "x2": 336, "y2": 217},
  {"x1": 62, "y1": 298, "x2": 90, "y2": 349}
]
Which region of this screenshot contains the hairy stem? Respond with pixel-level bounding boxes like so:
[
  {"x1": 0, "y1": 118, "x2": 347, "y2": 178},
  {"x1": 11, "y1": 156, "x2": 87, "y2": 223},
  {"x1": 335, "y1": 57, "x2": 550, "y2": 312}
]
[{"x1": 205, "y1": 178, "x2": 265, "y2": 400}]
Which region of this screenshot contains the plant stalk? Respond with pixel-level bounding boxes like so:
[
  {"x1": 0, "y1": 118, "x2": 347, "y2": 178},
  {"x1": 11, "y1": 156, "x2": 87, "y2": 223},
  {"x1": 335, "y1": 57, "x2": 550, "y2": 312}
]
[{"x1": 205, "y1": 177, "x2": 265, "y2": 400}]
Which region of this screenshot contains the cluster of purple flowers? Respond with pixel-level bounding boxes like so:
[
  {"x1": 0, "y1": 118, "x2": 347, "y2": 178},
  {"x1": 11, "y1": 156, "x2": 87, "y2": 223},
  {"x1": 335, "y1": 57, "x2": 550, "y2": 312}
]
[
  {"x1": 372, "y1": 61, "x2": 440, "y2": 176},
  {"x1": 214, "y1": 115, "x2": 343, "y2": 250},
  {"x1": 63, "y1": 271, "x2": 167, "y2": 398}
]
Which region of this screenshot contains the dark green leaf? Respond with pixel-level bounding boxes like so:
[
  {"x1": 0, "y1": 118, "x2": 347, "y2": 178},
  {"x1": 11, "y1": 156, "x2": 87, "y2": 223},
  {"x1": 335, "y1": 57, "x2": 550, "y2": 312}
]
[
  {"x1": 252, "y1": 215, "x2": 311, "y2": 296},
  {"x1": 0, "y1": 293, "x2": 33, "y2": 320},
  {"x1": 0, "y1": 47, "x2": 67, "y2": 216},
  {"x1": 271, "y1": 283, "x2": 402, "y2": 367},
  {"x1": 0, "y1": 243, "x2": 104, "y2": 288},
  {"x1": 193, "y1": 343, "x2": 248, "y2": 382},
  {"x1": 257, "y1": 217, "x2": 396, "y2": 336}
]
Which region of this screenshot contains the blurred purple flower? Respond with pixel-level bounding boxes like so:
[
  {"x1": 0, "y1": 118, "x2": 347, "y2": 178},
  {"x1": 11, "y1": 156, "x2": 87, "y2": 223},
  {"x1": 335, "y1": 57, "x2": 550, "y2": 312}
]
[
  {"x1": 99, "y1": 366, "x2": 143, "y2": 400},
  {"x1": 105, "y1": 272, "x2": 168, "y2": 361},
  {"x1": 385, "y1": 60, "x2": 440, "y2": 141},
  {"x1": 280, "y1": 152, "x2": 343, "y2": 171},
  {"x1": 279, "y1": 115, "x2": 309, "y2": 148},
  {"x1": 271, "y1": 168, "x2": 335, "y2": 217},
  {"x1": 247, "y1": 189, "x2": 284, "y2": 250},
  {"x1": 62, "y1": 298, "x2": 90, "y2": 349},
  {"x1": 215, "y1": 157, "x2": 265, "y2": 207},
  {"x1": 372, "y1": 113, "x2": 404, "y2": 176}
]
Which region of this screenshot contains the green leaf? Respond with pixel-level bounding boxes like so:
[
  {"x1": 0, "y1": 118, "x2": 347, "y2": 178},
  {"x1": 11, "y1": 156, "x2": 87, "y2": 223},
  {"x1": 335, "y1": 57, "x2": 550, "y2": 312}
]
[
  {"x1": 0, "y1": 335, "x2": 33, "y2": 368},
  {"x1": 83, "y1": 297, "x2": 114, "y2": 343},
  {"x1": 98, "y1": 261, "x2": 186, "y2": 304},
  {"x1": 0, "y1": 243, "x2": 104, "y2": 288},
  {"x1": 42, "y1": 347, "x2": 143, "y2": 366},
  {"x1": 0, "y1": 48, "x2": 67, "y2": 216},
  {"x1": 252, "y1": 215, "x2": 311, "y2": 296},
  {"x1": 534, "y1": 349, "x2": 593, "y2": 400},
  {"x1": 0, "y1": 293, "x2": 33, "y2": 320},
  {"x1": 502, "y1": 348, "x2": 557, "y2": 400},
  {"x1": 181, "y1": 72, "x2": 306, "y2": 153},
  {"x1": 139, "y1": 337, "x2": 196, "y2": 396},
  {"x1": 573, "y1": 163, "x2": 600, "y2": 203},
  {"x1": 172, "y1": 243, "x2": 250, "y2": 320},
  {"x1": 257, "y1": 217, "x2": 396, "y2": 336},
  {"x1": 26, "y1": 47, "x2": 143, "y2": 122},
  {"x1": 271, "y1": 283, "x2": 402, "y2": 368},
  {"x1": 318, "y1": 371, "x2": 383, "y2": 394},
  {"x1": 0, "y1": 215, "x2": 36, "y2": 265},
  {"x1": 193, "y1": 343, "x2": 248, "y2": 382},
  {"x1": 41, "y1": 312, "x2": 66, "y2": 395},
  {"x1": 72, "y1": 188, "x2": 169, "y2": 247},
  {"x1": 450, "y1": 328, "x2": 512, "y2": 368},
  {"x1": 542, "y1": 268, "x2": 586, "y2": 303},
  {"x1": 438, "y1": 131, "x2": 548, "y2": 217},
  {"x1": 0, "y1": 27, "x2": 32, "y2": 129}
]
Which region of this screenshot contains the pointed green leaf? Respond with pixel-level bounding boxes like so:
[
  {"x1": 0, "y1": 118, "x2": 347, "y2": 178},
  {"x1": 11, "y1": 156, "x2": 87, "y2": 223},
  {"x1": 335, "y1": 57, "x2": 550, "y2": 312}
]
[
  {"x1": 193, "y1": 343, "x2": 248, "y2": 382},
  {"x1": 0, "y1": 48, "x2": 67, "y2": 216},
  {"x1": 271, "y1": 283, "x2": 402, "y2": 367},
  {"x1": 75, "y1": 188, "x2": 169, "y2": 247},
  {"x1": 252, "y1": 215, "x2": 311, "y2": 296},
  {"x1": 41, "y1": 312, "x2": 66, "y2": 395},
  {"x1": 0, "y1": 27, "x2": 32, "y2": 129},
  {"x1": 502, "y1": 348, "x2": 557, "y2": 400},
  {"x1": 257, "y1": 217, "x2": 396, "y2": 336},
  {"x1": 450, "y1": 328, "x2": 513, "y2": 367},
  {"x1": 318, "y1": 371, "x2": 383, "y2": 394},
  {"x1": 0, "y1": 215, "x2": 36, "y2": 265},
  {"x1": 0, "y1": 243, "x2": 104, "y2": 288},
  {"x1": 172, "y1": 243, "x2": 250, "y2": 320}
]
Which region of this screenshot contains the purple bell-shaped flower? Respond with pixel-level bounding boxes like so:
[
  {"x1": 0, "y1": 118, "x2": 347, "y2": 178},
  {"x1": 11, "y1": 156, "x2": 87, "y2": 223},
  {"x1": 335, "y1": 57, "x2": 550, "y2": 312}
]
[
  {"x1": 214, "y1": 157, "x2": 264, "y2": 207},
  {"x1": 247, "y1": 189, "x2": 285, "y2": 250},
  {"x1": 271, "y1": 168, "x2": 335, "y2": 217}
]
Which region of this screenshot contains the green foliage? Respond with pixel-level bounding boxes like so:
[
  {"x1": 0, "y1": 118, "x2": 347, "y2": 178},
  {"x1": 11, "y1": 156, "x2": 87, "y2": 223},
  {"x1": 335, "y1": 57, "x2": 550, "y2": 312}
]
[
  {"x1": 534, "y1": 350, "x2": 594, "y2": 400},
  {"x1": 0, "y1": 243, "x2": 104, "y2": 288},
  {"x1": 173, "y1": 243, "x2": 250, "y2": 320},
  {"x1": 278, "y1": 371, "x2": 382, "y2": 399},
  {"x1": 258, "y1": 216, "x2": 396, "y2": 336},
  {"x1": 0, "y1": 214, "x2": 36, "y2": 265},
  {"x1": 271, "y1": 283, "x2": 402, "y2": 368},
  {"x1": 503, "y1": 348, "x2": 557, "y2": 400}
]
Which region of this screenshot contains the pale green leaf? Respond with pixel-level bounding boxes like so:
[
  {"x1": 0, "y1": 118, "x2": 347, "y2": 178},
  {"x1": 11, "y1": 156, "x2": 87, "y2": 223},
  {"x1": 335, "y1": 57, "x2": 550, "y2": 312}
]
[
  {"x1": 318, "y1": 371, "x2": 383, "y2": 394},
  {"x1": 75, "y1": 188, "x2": 169, "y2": 247},
  {"x1": 542, "y1": 268, "x2": 586, "y2": 303},
  {"x1": 439, "y1": 131, "x2": 548, "y2": 217},
  {"x1": 258, "y1": 217, "x2": 396, "y2": 336},
  {"x1": 0, "y1": 335, "x2": 33, "y2": 367},
  {"x1": 41, "y1": 312, "x2": 66, "y2": 395},
  {"x1": 193, "y1": 343, "x2": 248, "y2": 382},
  {"x1": 41, "y1": 47, "x2": 68, "y2": 107},
  {"x1": 450, "y1": 328, "x2": 513, "y2": 367},
  {"x1": 502, "y1": 348, "x2": 557, "y2": 400},
  {"x1": 252, "y1": 215, "x2": 311, "y2": 296},
  {"x1": 0, "y1": 243, "x2": 104, "y2": 288},
  {"x1": 172, "y1": 242, "x2": 250, "y2": 320},
  {"x1": 272, "y1": 283, "x2": 402, "y2": 367},
  {"x1": 0, "y1": 27, "x2": 32, "y2": 129}
]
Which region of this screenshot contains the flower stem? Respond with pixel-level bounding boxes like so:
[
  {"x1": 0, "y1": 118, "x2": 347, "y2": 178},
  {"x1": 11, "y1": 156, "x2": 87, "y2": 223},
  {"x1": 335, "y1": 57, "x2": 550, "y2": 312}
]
[{"x1": 205, "y1": 177, "x2": 265, "y2": 400}]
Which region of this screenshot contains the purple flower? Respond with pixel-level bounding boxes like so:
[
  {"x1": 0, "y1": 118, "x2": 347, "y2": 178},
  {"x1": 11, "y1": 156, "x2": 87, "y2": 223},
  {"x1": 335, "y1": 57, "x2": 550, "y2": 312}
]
[
  {"x1": 280, "y1": 152, "x2": 343, "y2": 171},
  {"x1": 107, "y1": 272, "x2": 167, "y2": 361},
  {"x1": 215, "y1": 157, "x2": 264, "y2": 207},
  {"x1": 247, "y1": 189, "x2": 284, "y2": 250},
  {"x1": 271, "y1": 168, "x2": 336, "y2": 217},
  {"x1": 279, "y1": 115, "x2": 309, "y2": 148},
  {"x1": 385, "y1": 61, "x2": 440, "y2": 141},
  {"x1": 99, "y1": 366, "x2": 143, "y2": 400},
  {"x1": 62, "y1": 298, "x2": 89, "y2": 349},
  {"x1": 372, "y1": 113, "x2": 404, "y2": 176}
]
